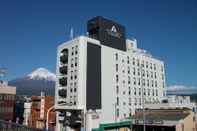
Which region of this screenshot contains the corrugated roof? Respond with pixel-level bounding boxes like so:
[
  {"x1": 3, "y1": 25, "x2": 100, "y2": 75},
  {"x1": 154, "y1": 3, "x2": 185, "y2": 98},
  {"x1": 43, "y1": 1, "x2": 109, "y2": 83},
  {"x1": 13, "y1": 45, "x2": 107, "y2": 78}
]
[{"x1": 134, "y1": 109, "x2": 190, "y2": 121}]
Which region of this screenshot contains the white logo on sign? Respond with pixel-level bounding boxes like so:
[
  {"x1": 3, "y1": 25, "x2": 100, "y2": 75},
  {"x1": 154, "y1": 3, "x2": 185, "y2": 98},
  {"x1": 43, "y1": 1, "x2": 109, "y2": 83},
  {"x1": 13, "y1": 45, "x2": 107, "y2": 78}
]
[{"x1": 111, "y1": 26, "x2": 117, "y2": 33}]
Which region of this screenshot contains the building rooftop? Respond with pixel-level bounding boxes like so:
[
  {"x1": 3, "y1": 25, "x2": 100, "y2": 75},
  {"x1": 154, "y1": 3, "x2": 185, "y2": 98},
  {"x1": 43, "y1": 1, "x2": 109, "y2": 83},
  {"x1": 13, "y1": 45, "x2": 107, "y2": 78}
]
[
  {"x1": 0, "y1": 80, "x2": 16, "y2": 94},
  {"x1": 134, "y1": 108, "x2": 191, "y2": 121}
]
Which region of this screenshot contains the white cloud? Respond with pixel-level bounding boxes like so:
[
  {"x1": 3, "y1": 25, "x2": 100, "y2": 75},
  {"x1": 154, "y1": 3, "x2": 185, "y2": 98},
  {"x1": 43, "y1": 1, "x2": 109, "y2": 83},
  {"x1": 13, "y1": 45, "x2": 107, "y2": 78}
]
[{"x1": 167, "y1": 85, "x2": 197, "y2": 95}]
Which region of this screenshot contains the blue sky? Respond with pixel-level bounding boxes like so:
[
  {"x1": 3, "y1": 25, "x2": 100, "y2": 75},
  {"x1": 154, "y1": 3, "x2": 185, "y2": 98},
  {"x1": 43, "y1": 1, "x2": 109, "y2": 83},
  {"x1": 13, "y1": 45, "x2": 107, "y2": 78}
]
[{"x1": 0, "y1": 0, "x2": 196, "y2": 87}]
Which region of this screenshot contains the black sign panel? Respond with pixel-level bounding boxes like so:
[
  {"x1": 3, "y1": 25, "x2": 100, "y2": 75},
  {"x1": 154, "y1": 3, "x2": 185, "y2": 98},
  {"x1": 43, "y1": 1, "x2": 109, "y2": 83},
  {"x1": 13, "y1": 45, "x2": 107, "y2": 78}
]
[
  {"x1": 86, "y1": 43, "x2": 101, "y2": 110},
  {"x1": 88, "y1": 16, "x2": 126, "y2": 51}
]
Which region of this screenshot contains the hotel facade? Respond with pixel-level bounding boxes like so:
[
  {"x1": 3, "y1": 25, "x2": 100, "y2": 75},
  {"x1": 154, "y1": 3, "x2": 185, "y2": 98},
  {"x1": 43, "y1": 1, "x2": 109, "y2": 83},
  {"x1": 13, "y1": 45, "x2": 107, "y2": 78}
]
[{"x1": 55, "y1": 16, "x2": 166, "y2": 130}]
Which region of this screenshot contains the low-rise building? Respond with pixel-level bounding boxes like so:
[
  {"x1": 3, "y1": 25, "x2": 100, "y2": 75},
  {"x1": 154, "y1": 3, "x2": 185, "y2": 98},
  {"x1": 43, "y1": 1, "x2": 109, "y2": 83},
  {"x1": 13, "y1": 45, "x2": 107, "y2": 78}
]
[
  {"x1": 23, "y1": 97, "x2": 32, "y2": 126},
  {"x1": 132, "y1": 108, "x2": 196, "y2": 131},
  {"x1": 145, "y1": 95, "x2": 197, "y2": 123},
  {"x1": 24, "y1": 93, "x2": 56, "y2": 130},
  {"x1": 0, "y1": 80, "x2": 16, "y2": 121}
]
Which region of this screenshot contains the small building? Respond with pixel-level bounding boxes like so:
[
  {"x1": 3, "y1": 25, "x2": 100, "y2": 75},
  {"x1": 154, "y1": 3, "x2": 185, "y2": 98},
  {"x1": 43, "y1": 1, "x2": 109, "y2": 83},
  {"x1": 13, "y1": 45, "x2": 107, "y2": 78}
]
[
  {"x1": 145, "y1": 95, "x2": 197, "y2": 123},
  {"x1": 23, "y1": 97, "x2": 32, "y2": 126},
  {"x1": 25, "y1": 93, "x2": 56, "y2": 130},
  {"x1": 131, "y1": 108, "x2": 196, "y2": 131},
  {"x1": 0, "y1": 80, "x2": 16, "y2": 121}
]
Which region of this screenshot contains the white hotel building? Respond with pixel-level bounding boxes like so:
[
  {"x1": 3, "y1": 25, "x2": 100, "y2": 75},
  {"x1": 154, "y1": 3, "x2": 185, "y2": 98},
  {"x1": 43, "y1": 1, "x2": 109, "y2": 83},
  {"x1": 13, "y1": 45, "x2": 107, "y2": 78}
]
[{"x1": 55, "y1": 16, "x2": 166, "y2": 130}]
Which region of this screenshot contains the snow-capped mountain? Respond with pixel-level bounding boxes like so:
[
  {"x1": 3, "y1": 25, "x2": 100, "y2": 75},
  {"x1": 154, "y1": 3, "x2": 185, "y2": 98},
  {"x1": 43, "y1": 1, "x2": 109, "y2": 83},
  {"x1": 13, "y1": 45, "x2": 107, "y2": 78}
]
[
  {"x1": 9, "y1": 68, "x2": 56, "y2": 96},
  {"x1": 27, "y1": 68, "x2": 56, "y2": 81}
]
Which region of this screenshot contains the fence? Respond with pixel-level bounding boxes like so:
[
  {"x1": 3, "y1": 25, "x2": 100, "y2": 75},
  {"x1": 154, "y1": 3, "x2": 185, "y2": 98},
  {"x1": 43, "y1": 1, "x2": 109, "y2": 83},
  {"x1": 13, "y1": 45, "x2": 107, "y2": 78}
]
[{"x1": 0, "y1": 120, "x2": 45, "y2": 131}]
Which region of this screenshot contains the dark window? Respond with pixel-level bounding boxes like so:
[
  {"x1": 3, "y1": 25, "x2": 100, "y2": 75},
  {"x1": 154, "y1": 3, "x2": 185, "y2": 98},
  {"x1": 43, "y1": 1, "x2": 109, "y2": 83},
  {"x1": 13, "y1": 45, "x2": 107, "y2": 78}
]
[
  {"x1": 59, "y1": 66, "x2": 68, "y2": 75},
  {"x1": 117, "y1": 97, "x2": 119, "y2": 105},
  {"x1": 116, "y1": 64, "x2": 118, "y2": 72},
  {"x1": 116, "y1": 75, "x2": 119, "y2": 82},
  {"x1": 59, "y1": 77, "x2": 67, "y2": 86},
  {"x1": 58, "y1": 89, "x2": 67, "y2": 98},
  {"x1": 115, "y1": 53, "x2": 118, "y2": 61},
  {"x1": 74, "y1": 75, "x2": 77, "y2": 79},
  {"x1": 127, "y1": 56, "x2": 130, "y2": 64},
  {"x1": 75, "y1": 45, "x2": 78, "y2": 54},
  {"x1": 60, "y1": 49, "x2": 68, "y2": 64}
]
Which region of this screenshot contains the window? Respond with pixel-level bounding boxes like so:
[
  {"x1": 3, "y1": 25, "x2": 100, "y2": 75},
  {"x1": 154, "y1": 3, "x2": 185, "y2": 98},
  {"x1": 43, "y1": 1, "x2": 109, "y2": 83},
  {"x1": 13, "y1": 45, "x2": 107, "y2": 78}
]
[
  {"x1": 155, "y1": 81, "x2": 157, "y2": 87},
  {"x1": 156, "y1": 89, "x2": 158, "y2": 96},
  {"x1": 162, "y1": 74, "x2": 164, "y2": 80},
  {"x1": 128, "y1": 76, "x2": 131, "y2": 84},
  {"x1": 146, "y1": 71, "x2": 149, "y2": 77},
  {"x1": 59, "y1": 77, "x2": 67, "y2": 86},
  {"x1": 133, "y1": 68, "x2": 136, "y2": 75},
  {"x1": 115, "y1": 53, "x2": 118, "y2": 61},
  {"x1": 138, "y1": 78, "x2": 141, "y2": 86},
  {"x1": 127, "y1": 56, "x2": 130, "y2": 64},
  {"x1": 60, "y1": 49, "x2": 68, "y2": 64},
  {"x1": 116, "y1": 64, "x2": 118, "y2": 72},
  {"x1": 117, "y1": 97, "x2": 119, "y2": 105},
  {"x1": 134, "y1": 88, "x2": 136, "y2": 95},
  {"x1": 116, "y1": 75, "x2": 119, "y2": 82},
  {"x1": 116, "y1": 108, "x2": 119, "y2": 117},
  {"x1": 146, "y1": 62, "x2": 148, "y2": 68},
  {"x1": 139, "y1": 98, "x2": 141, "y2": 105},
  {"x1": 75, "y1": 57, "x2": 78, "y2": 66},
  {"x1": 151, "y1": 80, "x2": 154, "y2": 87},
  {"x1": 133, "y1": 77, "x2": 136, "y2": 85},
  {"x1": 74, "y1": 75, "x2": 77, "y2": 79},
  {"x1": 71, "y1": 71, "x2": 73, "y2": 80},
  {"x1": 116, "y1": 86, "x2": 119, "y2": 94},
  {"x1": 154, "y1": 64, "x2": 156, "y2": 70},
  {"x1": 128, "y1": 90, "x2": 131, "y2": 95},
  {"x1": 129, "y1": 98, "x2": 132, "y2": 105},
  {"x1": 137, "y1": 68, "x2": 140, "y2": 76},
  {"x1": 128, "y1": 67, "x2": 130, "y2": 74},
  {"x1": 151, "y1": 72, "x2": 153, "y2": 78},
  {"x1": 75, "y1": 45, "x2": 78, "y2": 54},
  {"x1": 147, "y1": 80, "x2": 149, "y2": 87},
  {"x1": 59, "y1": 66, "x2": 68, "y2": 75},
  {"x1": 152, "y1": 89, "x2": 154, "y2": 96},
  {"x1": 133, "y1": 58, "x2": 135, "y2": 65},
  {"x1": 154, "y1": 72, "x2": 157, "y2": 79},
  {"x1": 142, "y1": 69, "x2": 145, "y2": 77},
  {"x1": 137, "y1": 59, "x2": 140, "y2": 66},
  {"x1": 134, "y1": 98, "x2": 137, "y2": 105},
  {"x1": 161, "y1": 66, "x2": 164, "y2": 72},
  {"x1": 142, "y1": 60, "x2": 144, "y2": 67},
  {"x1": 150, "y1": 63, "x2": 152, "y2": 69},
  {"x1": 142, "y1": 79, "x2": 145, "y2": 86},
  {"x1": 139, "y1": 88, "x2": 141, "y2": 96}
]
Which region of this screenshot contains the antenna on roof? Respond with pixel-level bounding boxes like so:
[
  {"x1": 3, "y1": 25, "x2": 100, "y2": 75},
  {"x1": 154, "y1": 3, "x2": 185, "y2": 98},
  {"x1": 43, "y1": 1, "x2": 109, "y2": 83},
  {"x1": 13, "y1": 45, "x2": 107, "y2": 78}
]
[{"x1": 70, "y1": 27, "x2": 74, "y2": 40}]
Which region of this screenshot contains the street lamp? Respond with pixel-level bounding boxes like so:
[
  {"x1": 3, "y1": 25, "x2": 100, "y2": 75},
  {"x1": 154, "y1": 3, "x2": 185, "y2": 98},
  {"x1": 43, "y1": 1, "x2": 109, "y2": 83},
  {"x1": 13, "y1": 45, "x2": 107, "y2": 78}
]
[{"x1": 46, "y1": 106, "x2": 54, "y2": 130}]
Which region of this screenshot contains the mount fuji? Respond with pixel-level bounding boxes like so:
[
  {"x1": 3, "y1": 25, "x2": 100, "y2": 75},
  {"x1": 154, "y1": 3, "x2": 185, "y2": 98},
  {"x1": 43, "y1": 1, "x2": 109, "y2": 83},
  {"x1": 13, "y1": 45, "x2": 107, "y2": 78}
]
[{"x1": 9, "y1": 68, "x2": 56, "y2": 96}]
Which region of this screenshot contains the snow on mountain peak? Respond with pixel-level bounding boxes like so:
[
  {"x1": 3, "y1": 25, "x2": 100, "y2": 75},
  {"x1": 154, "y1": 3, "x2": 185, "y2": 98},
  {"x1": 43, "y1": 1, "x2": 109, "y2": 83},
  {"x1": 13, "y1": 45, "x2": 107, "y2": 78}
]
[{"x1": 27, "y1": 68, "x2": 56, "y2": 81}]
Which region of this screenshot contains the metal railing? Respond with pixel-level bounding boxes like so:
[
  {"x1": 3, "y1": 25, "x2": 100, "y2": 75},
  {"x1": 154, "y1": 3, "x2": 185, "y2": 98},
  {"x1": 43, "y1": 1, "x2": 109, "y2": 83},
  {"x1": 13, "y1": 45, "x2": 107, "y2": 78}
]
[{"x1": 0, "y1": 120, "x2": 45, "y2": 131}]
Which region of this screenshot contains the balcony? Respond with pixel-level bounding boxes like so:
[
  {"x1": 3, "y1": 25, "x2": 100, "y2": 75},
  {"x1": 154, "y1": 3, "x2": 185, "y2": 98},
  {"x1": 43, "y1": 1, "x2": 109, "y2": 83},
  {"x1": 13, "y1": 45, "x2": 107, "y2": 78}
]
[
  {"x1": 59, "y1": 66, "x2": 67, "y2": 75},
  {"x1": 58, "y1": 89, "x2": 67, "y2": 98},
  {"x1": 59, "y1": 77, "x2": 67, "y2": 86}
]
